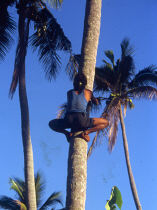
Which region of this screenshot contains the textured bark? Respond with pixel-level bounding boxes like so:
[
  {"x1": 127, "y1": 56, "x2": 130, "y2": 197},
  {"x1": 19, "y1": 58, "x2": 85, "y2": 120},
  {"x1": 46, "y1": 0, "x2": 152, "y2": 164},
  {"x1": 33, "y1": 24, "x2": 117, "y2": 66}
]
[
  {"x1": 80, "y1": 0, "x2": 102, "y2": 91},
  {"x1": 17, "y1": 12, "x2": 37, "y2": 210},
  {"x1": 66, "y1": 134, "x2": 87, "y2": 210},
  {"x1": 119, "y1": 105, "x2": 142, "y2": 210},
  {"x1": 66, "y1": 1, "x2": 102, "y2": 210}
]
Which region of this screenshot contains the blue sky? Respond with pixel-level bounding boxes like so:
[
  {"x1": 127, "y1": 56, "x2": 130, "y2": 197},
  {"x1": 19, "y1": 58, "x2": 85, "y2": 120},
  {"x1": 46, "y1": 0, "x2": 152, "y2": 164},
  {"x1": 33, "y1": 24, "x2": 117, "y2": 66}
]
[{"x1": 0, "y1": 0, "x2": 157, "y2": 209}]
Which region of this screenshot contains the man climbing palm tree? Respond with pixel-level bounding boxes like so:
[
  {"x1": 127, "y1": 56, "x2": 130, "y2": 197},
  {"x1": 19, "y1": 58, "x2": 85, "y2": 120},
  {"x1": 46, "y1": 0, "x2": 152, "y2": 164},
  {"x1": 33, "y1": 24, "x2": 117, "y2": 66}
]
[{"x1": 49, "y1": 73, "x2": 109, "y2": 142}]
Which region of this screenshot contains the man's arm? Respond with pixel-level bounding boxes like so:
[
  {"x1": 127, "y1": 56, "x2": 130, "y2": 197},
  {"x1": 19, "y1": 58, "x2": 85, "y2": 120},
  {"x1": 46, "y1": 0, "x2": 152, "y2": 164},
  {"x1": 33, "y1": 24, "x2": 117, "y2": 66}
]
[{"x1": 84, "y1": 89, "x2": 92, "y2": 102}]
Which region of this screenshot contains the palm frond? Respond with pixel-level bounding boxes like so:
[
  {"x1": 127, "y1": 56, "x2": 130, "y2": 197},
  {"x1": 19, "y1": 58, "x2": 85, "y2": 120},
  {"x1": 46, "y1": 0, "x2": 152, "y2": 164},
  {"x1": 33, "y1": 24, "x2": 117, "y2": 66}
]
[
  {"x1": 108, "y1": 111, "x2": 120, "y2": 152},
  {"x1": 104, "y1": 50, "x2": 115, "y2": 66},
  {"x1": 30, "y1": 8, "x2": 71, "y2": 80},
  {"x1": 94, "y1": 67, "x2": 115, "y2": 92},
  {"x1": 65, "y1": 54, "x2": 80, "y2": 80},
  {"x1": 57, "y1": 103, "x2": 67, "y2": 119},
  {"x1": 0, "y1": 9, "x2": 16, "y2": 60},
  {"x1": 120, "y1": 38, "x2": 134, "y2": 58},
  {"x1": 35, "y1": 172, "x2": 45, "y2": 207},
  {"x1": 123, "y1": 102, "x2": 127, "y2": 117},
  {"x1": 118, "y1": 55, "x2": 135, "y2": 84},
  {"x1": 39, "y1": 192, "x2": 63, "y2": 210},
  {"x1": 87, "y1": 96, "x2": 120, "y2": 157},
  {"x1": 0, "y1": 196, "x2": 21, "y2": 210},
  {"x1": 9, "y1": 42, "x2": 20, "y2": 97},
  {"x1": 43, "y1": 0, "x2": 63, "y2": 9},
  {"x1": 14, "y1": 200, "x2": 27, "y2": 210},
  {"x1": 87, "y1": 131, "x2": 99, "y2": 159},
  {"x1": 86, "y1": 98, "x2": 102, "y2": 115},
  {"x1": 9, "y1": 69, "x2": 19, "y2": 98},
  {"x1": 129, "y1": 65, "x2": 157, "y2": 88},
  {"x1": 9, "y1": 178, "x2": 25, "y2": 203},
  {"x1": 102, "y1": 59, "x2": 113, "y2": 70},
  {"x1": 100, "y1": 96, "x2": 121, "y2": 151},
  {"x1": 127, "y1": 86, "x2": 157, "y2": 100}
]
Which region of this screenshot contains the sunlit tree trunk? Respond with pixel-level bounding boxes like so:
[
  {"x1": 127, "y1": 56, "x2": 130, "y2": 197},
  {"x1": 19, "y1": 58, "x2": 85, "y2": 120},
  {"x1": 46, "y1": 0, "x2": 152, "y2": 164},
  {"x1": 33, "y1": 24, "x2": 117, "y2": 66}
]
[
  {"x1": 17, "y1": 12, "x2": 37, "y2": 210},
  {"x1": 66, "y1": 1, "x2": 102, "y2": 210},
  {"x1": 119, "y1": 105, "x2": 142, "y2": 210}
]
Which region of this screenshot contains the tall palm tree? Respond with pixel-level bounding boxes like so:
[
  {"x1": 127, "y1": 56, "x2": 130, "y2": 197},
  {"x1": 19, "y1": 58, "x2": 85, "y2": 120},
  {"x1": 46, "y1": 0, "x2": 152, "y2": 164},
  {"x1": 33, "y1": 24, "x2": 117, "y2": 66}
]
[
  {"x1": 88, "y1": 39, "x2": 157, "y2": 210},
  {"x1": 0, "y1": 1, "x2": 71, "y2": 209},
  {"x1": 65, "y1": 0, "x2": 102, "y2": 210},
  {"x1": 0, "y1": 172, "x2": 63, "y2": 210}
]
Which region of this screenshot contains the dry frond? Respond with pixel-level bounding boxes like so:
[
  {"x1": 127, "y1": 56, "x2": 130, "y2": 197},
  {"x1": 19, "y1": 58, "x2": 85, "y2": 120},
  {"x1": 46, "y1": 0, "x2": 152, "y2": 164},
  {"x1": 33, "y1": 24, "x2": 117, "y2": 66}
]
[
  {"x1": 123, "y1": 103, "x2": 127, "y2": 117},
  {"x1": 87, "y1": 131, "x2": 99, "y2": 159},
  {"x1": 57, "y1": 103, "x2": 67, "y2": 119}
]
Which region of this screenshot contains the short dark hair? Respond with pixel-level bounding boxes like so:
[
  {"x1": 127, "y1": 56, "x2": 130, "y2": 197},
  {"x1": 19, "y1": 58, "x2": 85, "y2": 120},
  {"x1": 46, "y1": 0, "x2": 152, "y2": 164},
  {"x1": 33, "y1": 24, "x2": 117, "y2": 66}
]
[{"x1": 73, "y1": 73, "x2": 87, "y2": 92}]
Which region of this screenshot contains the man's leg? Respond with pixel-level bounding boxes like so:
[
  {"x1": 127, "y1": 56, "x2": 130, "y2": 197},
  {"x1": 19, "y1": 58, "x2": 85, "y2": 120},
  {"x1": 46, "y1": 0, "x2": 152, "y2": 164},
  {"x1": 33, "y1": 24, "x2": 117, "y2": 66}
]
[
  {"x1": 49, "y1": 119, "x2": 73, "y2": 141},
  {"x1": 81, "y1": 118, "x2": 109, "y2": 142}
]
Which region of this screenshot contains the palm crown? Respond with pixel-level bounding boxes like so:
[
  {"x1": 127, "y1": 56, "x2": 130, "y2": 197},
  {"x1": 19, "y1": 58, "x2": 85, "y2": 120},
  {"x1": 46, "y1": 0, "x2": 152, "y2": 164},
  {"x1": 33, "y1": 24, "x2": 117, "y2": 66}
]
[
  {"x1": 0, "y1": 0, "x2": 71, "y2": 95},
  {"x1": 0, "y1": 172, "x2": 63, "y2": 210},
  {"x1": 91, "y1": 38, "x2": 157, "y2": 152}
]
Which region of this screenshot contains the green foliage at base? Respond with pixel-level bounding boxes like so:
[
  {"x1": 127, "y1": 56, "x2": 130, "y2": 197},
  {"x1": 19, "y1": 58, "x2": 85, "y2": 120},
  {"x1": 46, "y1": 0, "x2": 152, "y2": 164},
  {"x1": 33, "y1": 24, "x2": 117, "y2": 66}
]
[{"x1": 105, "y1": 186, "x2": 122, "y2": 210}]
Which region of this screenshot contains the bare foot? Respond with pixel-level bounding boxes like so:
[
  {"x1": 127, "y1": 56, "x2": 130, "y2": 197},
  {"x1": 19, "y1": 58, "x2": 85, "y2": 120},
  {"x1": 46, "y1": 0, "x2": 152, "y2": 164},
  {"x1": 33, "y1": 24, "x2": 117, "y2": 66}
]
[{"x1": 81, "y1": 132, "x2": 90, "y2": 142}]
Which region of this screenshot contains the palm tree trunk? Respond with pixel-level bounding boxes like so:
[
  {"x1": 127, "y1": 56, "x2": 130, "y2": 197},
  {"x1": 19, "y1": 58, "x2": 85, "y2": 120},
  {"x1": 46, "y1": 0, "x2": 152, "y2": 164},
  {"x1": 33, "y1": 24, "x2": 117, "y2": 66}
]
[
  {"x1": 66, "y1": 1, "x2": 102, "y2": 210},
  {"x1": 119, "y1": 105, "x2": 142, "y2": 210},
  {"x1": 66, "y1": 135, "x2": 87, "y2": 210},
  {"x1": 17, "y1": 13, "x2": 37, "y2": 210}
]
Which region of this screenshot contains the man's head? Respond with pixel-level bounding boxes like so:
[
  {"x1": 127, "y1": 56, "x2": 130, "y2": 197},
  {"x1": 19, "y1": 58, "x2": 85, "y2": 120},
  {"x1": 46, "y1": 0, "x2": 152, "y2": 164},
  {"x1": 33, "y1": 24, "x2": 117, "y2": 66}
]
[{"x1": 73, "y1": 73, "x2": 87, "y2": 92}]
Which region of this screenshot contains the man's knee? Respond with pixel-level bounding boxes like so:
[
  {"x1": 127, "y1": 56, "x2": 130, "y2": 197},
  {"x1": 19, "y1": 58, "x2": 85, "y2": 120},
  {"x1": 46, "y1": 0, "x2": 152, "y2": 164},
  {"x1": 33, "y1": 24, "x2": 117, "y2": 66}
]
[
  {"x1": 49, "y1": 120, "x2": 56, "y2": 130},
  {"x1": 99, "y1": 118, "x2": 109, "y2": 127},
  {"x1": 104, "y1": 119, "x2": 109, "y2": 127}
]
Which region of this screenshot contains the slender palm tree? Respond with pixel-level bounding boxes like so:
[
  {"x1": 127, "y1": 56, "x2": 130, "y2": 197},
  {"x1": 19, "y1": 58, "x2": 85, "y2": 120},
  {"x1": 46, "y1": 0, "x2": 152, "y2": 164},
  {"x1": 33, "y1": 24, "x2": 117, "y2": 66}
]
[
  {"x1": 0, "y1": 1, "x2": 71, "y2": 209},
  {"x1": 0, "y1": 172, "x2": 63, "y2": 210},
  {"x1": 65, "y1": 1, "x2": 102, "y2": 210},
  {"x1": 88, "y1": 39, "x2": 157, "y2": 210}
]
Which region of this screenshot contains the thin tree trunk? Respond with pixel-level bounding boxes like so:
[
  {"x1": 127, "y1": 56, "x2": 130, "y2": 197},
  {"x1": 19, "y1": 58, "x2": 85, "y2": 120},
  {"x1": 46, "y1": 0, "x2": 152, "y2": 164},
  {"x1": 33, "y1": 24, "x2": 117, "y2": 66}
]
[
  {"x1": 17, "y1": 12, "x2": 37, "y2": 210},
  {"x1": 119, "y1": 105, "x2": 142, "y2": 210},
  {"x1": 66, "y1": 1, "x2": 102, "y2": 210}
]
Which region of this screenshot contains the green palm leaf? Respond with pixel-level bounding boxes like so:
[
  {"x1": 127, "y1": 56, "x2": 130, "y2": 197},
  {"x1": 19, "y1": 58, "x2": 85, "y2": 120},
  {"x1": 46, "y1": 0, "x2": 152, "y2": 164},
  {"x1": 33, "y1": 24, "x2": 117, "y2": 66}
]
[
  {"x1": 66, "y1": 54, "x2": 81, "y2": 80},
  {"x1": 39, "y1": 192, "x2": 63, "y2": 210},
  {"x1": 104, "y1": 50, "x2": 115, "y2": 66},
  {"x1": 129, "y1": 65, "x2": 157, "y2": 87},
  {"x1": 127, "y1": 86, "x2": 157, "y2": 99},
  {"x1": 30, "y1": 8, "x2": 71, "y2": 80},
  {"x1": 9, "y1": 178, "x2": 25, "y2": 203},
  {"x1": 118, "y1": 55, "x2": 135, "y2": 84},
  {"x1": 0, "y1": 9, "x2": 16, "y2": 60},
  {"x1": 0, "y1": 196, "x2": 21, "y2": 210},
  {"x1": 0, "y1": 172, "x2": 62, "y2": 209},
  {"x1": 35, "y1": 172, "x2": 45, "y2": 207},
  {"x1": 120, "y1": 38, "x2": 134, "y2": 58},
  {"x1": 94, "y1": 67, "x2": 115, "y2": 91}
]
